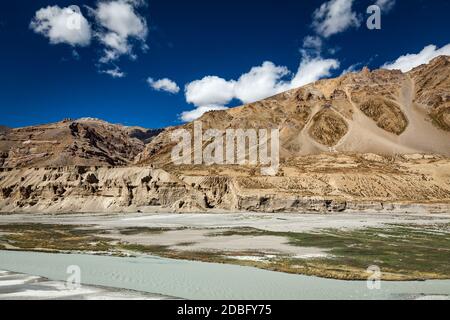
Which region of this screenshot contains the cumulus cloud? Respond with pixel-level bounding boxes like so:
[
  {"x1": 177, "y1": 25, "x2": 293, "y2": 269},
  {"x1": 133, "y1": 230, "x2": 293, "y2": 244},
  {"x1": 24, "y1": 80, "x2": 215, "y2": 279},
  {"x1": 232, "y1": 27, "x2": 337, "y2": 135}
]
[
  {"x1": 291, "y1": 56, "x2": 340, "y2": 88},
  {"x1": 312, "y1": 0, "x2": 361, "y2": 38},
  {"x1": 93, "y1": 0, "x2": 148, "y2": 63},
  {"x1": 147, "y1": 78, "x2": 180, "y2": 94},
  {"x1": 382, "y1": 44, "x2": 450, "y2": 72},
  {"x1": 375, "y1": 0, "x2": 396, "y2": 12},
  {"x1": 234, "y1": 62, "x2": 291, "y2": 103},
  {"x1": 30, "y1": 5, "x2": 92, "y2": 46},
  {"x1": 185, "y1": 76, "x2": 236, "y2": 107},
  {"x1": 184, "y1": 62, "x2": 291, "y2": 111},
  {"x1": 182, "y1": 57, "x2": 339, "y2": 122},
  {"x1": 31, "y1": 1, "x2": 150, "y2": 78}
]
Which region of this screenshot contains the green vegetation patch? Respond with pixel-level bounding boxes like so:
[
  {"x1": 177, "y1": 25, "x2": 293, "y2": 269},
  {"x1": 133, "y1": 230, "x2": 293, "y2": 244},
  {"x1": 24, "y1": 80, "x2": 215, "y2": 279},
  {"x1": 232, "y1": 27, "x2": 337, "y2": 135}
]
[
  {"x1": 1, "y1": 222, "x2": 449, "y2": 281},
  {"x1": 0, "y1": 223, "x2": 116, "y2": 253},
  {"x1": 118, "y1": 242, "x2": 232, "y2": 264},
  {"x1": 207, "y1": 224, "x2": 450, "y2": 280},
  {"x1": 119, "y1": 227, "x2": 172, "y2": 236}
]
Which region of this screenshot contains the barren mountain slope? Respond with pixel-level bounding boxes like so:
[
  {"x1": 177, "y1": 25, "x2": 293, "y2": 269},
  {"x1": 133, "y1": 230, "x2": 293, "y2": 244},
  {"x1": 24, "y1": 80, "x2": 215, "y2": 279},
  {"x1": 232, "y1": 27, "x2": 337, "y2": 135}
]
[
  {"x1": 409, "y1": 56, "x2": 450, "y2": 132},
  {"x1": 138, "y1": 56, "x2": 450, "y2": 165},
  {"x1": 1, "y1": 57, "x2": 450, "y2": 214},
  {"x1": 0, "y1": 118, "x2": 160, "y2": 168}
]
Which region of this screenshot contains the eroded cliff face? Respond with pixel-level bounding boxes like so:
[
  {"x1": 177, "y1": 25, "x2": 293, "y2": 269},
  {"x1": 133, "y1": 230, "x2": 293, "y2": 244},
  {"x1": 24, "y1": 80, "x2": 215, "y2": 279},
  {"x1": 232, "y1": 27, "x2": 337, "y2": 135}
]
[
  {"x1": 1, "y1": 153, "x2": 449, "y2": 214},
  {"x1": 0, "y1": 166, "x2": 193, "y2": 213}
]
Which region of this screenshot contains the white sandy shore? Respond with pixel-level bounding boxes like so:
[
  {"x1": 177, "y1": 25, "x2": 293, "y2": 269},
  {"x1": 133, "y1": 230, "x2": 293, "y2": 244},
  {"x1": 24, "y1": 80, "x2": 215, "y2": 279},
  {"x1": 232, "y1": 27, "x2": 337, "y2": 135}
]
[{"x1": 0, "y1": 270, "x2": 172, "y2": 300}]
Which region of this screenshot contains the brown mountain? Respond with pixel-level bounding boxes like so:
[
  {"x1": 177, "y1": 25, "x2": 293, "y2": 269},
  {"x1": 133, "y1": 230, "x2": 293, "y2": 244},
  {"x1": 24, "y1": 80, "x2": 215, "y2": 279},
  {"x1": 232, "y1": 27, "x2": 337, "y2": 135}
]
[
  {"x1": 0, "y1": 57, "x2": 449, "y2": 214},
  {"x1": 139, "y1": 55, "x2": 450, "y2": 166},
  {"x1": 0, "y1": 118, "x2": 160, "y2": 168}
]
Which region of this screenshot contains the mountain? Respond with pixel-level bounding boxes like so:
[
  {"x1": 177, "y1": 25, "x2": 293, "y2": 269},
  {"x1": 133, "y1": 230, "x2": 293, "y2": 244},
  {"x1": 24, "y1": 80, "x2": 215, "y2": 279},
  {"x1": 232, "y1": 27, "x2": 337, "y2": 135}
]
[
  {"x1": 2, "y1": 57, "x2": 449, "y2": 169},
  {"x1": 138, "y1": 56, "x2": 450, "y2": 165},
  {"x1": 0, "y1": 57, "x2": 449, "y2": 214},
  {"x1": 0, "y1": 118, "x2": 160, "y2": 168}
]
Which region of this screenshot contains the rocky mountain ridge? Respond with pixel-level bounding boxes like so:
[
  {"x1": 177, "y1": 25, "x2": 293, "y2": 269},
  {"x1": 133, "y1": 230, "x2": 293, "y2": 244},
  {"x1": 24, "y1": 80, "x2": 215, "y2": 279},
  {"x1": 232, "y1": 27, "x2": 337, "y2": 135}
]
[
  {"x1": 1, "y1": 56, "x2": 449, "y2": 213},
  {"x1": 0, "y1": 118, "x2": 161, "y2": 168},
  {"x1": 138, "y1": 56, "x2": 450, "y2": 166}
]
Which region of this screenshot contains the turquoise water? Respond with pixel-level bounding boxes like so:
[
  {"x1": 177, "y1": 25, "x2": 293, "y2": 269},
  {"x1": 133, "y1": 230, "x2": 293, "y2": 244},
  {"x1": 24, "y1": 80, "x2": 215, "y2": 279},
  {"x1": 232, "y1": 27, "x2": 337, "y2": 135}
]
[{"x1": 0, "y1": 250, "x2": 449, "y2": 300}]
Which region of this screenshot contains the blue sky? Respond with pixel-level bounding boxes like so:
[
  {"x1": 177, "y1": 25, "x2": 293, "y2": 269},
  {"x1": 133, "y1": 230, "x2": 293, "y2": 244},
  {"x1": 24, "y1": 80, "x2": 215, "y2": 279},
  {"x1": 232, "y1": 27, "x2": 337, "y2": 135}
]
[{"x1": 0, "y1": 0, "x2": 449, "y2": 129}]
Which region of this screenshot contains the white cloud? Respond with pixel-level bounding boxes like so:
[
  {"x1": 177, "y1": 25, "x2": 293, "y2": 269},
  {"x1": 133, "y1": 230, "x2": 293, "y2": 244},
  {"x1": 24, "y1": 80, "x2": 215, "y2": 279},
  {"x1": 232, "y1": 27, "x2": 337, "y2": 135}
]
[
  {"x1": 180, "y1": 105, "x2": 229, "y2": 123},
  {"x1": 382, "y1": 44, "x2": 450, "y2": 72},
  {"x1": 302, "y1": 35, "x2": 323, "y2": 55},
  {"x1": 93, "y1": 0, "x2": 148, "y2": 63},
  {"x1": 100, "y1": 67, "x2": 126, "y2": 78},
  {"x1": 30, "y1": 5, "x2": 92, "y2": 47},
  {"x1": 182, "y1": 57, "x2": 339, "y2": 122},
  {"x1": 291, "y1": 56, "x2": 340, "y2": 88},
  {"x1": 312, "y1": 0, "x2": 361, "y2": 38},
  {"x1": 147, "y1": 78, "x2": 180, "y2": 94},
  {"x1": 234, "y1": 62, "x2": 291, "y2": 103},
  {"x1": 31, "y1": 1, "x2": 149, "y2": 78},
  {"x1": 375, "y1": 0, "x2": 396, "y2": 12},
  {"x1": 185, "y1": 76, "x2": 236, "y2": 107}
]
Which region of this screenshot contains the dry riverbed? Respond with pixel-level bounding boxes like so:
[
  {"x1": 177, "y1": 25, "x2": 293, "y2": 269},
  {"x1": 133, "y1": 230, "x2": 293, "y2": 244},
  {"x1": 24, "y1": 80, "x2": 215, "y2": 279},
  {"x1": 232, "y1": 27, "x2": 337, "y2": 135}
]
[{"x1": 0, "y1": 212, "x2": 449, "y2": 281}]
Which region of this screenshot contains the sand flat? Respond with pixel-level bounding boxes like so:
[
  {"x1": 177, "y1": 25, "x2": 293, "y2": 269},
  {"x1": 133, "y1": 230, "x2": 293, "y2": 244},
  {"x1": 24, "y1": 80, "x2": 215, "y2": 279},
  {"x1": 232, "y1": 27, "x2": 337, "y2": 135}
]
[{"x1": 0, "y1": 270, "x2": 171, "y2": 300}]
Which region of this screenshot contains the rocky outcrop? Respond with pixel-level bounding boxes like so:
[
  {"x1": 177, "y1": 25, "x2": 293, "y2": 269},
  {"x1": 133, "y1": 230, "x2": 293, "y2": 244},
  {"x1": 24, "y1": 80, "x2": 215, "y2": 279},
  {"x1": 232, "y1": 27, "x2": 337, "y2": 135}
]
[
  {"x1": 0, "y1": 166, "x2": 196, "y2": 213},
  {"x1": 359, "y1": 98, "x2": 408, "y2": 135},
  {"x1": 308, "y1": 108, "x2": 348, "y2": 146}
]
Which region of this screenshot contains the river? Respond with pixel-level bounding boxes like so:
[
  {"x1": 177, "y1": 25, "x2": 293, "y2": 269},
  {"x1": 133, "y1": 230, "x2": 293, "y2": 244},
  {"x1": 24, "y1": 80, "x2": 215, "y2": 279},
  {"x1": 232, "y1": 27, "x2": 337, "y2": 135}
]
[{"x1": 1, "y1": 250, "x2": 449, "y2": 300}]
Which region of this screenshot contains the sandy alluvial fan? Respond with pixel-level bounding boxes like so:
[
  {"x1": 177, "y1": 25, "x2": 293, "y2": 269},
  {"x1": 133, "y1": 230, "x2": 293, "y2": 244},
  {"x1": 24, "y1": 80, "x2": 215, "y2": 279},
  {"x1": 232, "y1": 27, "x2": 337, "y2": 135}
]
[{"x1": 1, "y1": 56, "x2": 450, "y2": 213}]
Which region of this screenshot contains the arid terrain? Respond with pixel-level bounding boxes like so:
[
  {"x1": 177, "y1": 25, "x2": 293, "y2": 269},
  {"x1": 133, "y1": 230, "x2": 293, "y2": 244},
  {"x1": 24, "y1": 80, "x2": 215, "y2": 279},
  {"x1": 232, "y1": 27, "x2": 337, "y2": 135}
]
[
  {"x1": 1, "y1": 212, "x2": 449, "y2": 281},
  {"x1": 1, "y1": 57, "x2": 450, "y2": 284},
  {"x1": 1, "y1": 56, "x2": 449, "y2": 214}
]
